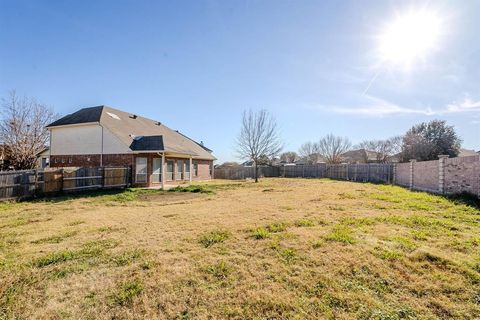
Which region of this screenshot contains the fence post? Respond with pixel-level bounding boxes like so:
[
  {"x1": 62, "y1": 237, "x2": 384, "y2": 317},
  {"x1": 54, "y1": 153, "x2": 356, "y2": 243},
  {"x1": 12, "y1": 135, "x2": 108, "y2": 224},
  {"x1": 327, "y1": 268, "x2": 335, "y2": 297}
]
[
  {"x1": 367, "y1": 164, "x2": 370, "y2": 182},
  {"x1": 438, "y1": 155, "x2": 448, "y2": 194},
  {"x1": 392, "y1": 163, "x2": 397, "y2": 185},
  {"x1": 409, "y1": 159, "x2": 416, "y2": 189}
]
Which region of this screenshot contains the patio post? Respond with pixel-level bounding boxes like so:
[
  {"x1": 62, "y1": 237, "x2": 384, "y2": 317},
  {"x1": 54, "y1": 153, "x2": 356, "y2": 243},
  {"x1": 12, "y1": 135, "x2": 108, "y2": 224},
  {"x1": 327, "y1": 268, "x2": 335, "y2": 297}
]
[{"x1": 189, "y1": 156, "x2": 193, "y2": 183}]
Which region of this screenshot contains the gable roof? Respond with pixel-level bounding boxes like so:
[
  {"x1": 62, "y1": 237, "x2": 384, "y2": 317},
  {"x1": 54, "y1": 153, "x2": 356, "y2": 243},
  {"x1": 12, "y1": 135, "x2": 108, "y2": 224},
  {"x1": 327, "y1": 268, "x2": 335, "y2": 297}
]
[
  {"x1": 47, "y1": 106, "x2": 104, "y2": 127},
  {"x1": 47, "y1": 106, "x2": 215, "y2": 160}
]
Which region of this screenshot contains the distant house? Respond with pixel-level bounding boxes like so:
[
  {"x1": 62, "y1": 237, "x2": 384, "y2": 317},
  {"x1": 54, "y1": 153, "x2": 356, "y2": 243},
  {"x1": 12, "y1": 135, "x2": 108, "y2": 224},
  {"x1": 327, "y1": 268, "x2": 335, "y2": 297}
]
[
  {"x1": 36, "y1": 147, "x2": 50, "y2": 169},
  {"x1": 341, "y1": 149, "x2": 381, "y2": 164},
  {"x1": 46, "y1": 106, "x2": 215, "y2": 187},
  {"x1": 458, "y1": 148, "x2": 478, "y2": 157}
]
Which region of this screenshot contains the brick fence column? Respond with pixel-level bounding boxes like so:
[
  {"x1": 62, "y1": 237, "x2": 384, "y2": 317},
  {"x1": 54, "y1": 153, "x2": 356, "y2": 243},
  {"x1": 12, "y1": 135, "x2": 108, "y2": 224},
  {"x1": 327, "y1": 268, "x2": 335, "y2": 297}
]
[
  {"x1": 409, "y1": 159, "x2": 416, "y2": 189},
  {"x1": 438, "y1": 155, "x2": 449, "y2": 194}
]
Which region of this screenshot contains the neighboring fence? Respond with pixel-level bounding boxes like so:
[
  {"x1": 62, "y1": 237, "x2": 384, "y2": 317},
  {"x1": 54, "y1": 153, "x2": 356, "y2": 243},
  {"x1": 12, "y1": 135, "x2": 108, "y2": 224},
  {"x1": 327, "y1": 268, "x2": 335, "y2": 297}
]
[
  {"x1": 0, "y1": 166, "x2": 131, "y2": 200},
  {"x1": 215, "y1": 163, "x2": 394, "y2": 184},
  {"x1": 214, "y1": 155, "x2": 480, "y2": 197},
  {"x1": 213, "y1": 166, "x2": 280, "y2": 180}
]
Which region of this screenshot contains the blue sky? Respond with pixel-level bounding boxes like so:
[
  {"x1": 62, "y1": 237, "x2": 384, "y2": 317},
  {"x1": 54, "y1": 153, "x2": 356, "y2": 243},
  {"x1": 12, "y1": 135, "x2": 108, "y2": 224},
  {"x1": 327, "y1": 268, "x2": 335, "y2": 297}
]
[{"x1": 1, "y1": 0, "x2": 479, "y2": 162}]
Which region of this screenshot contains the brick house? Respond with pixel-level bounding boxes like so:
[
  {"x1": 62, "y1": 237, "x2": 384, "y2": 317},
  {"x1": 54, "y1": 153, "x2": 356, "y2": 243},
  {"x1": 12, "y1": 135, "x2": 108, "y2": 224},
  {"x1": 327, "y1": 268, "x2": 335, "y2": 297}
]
[{"x1": 46, "y1": 106, "x2": 215, "y2": 187}]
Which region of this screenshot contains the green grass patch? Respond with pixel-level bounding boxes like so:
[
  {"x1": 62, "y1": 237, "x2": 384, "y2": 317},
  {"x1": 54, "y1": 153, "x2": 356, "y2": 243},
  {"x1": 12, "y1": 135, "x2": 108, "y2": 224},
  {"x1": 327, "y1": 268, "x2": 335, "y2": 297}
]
[
  {"x1": 205, "y1": 260, "x2": 230, "y2": 280},
  {"x1": 110, "y1": 279, "x2": 143, "y2": 306},
  {"x1": 252, "y1": 227, "x2": 270, "y2": 239},
  {"x1": 199, "y1": 230, "x2": 230, "y2": 248},
  {"x1": 35, "y1": 250, "x2": 75, "y2": 267},
  {"x1": 326, "y1": 225, "x2": 356, "y2": 244},
  {"x1": 266, "y1": 222, "x2": 287, "y2": 233},
  {"x1": 294, "y1": 219, "x2": 315, "y2": 227},
  {"x1": 278, "y1": 248, "x2": 298, "y2": 263},
  {"x1": 112, "y1": 249, "x2": 144, "y2": 266},
  {"x1": 168, "y1": 185, "x2": 213, "y2": 194},
  {"x1": 31, "y1": 230, "x2": 79, "y2": 244}
]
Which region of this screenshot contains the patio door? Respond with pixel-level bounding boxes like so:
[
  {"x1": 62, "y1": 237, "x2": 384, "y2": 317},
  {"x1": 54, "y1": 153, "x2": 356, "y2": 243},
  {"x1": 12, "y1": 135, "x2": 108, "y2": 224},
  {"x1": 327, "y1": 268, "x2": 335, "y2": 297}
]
[{"x1": 152, "y1": 158, "x2": 161, "y2": 183}]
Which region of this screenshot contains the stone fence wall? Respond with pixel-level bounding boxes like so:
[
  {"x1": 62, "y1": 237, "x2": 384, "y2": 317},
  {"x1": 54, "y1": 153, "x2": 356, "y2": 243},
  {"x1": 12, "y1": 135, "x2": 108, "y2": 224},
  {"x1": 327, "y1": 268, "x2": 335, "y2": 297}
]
[{"x1": 394, "y1": 155, "x2": 479, "y2": 197}]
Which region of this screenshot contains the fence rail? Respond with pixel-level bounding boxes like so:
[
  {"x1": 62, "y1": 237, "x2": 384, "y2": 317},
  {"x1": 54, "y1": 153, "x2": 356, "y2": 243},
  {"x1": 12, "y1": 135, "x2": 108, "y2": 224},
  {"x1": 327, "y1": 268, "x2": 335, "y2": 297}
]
[{"x1": 0, "y1": 166, "x2": 131, "y2": 200}]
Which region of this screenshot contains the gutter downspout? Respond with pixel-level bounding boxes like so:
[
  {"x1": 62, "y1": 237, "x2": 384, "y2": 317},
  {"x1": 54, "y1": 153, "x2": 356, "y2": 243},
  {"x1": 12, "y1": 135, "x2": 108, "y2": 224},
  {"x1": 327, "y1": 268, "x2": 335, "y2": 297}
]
[{"x1": 99, "y1": 123, "x2": 104, "y2": 167}]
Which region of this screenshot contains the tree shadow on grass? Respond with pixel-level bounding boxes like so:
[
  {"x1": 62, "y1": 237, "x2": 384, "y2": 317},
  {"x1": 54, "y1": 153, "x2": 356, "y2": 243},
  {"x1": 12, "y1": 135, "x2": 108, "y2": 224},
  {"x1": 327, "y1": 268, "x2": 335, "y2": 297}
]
[{"x1": 445, "y1": 192, "x2": 480, "y2": 210}]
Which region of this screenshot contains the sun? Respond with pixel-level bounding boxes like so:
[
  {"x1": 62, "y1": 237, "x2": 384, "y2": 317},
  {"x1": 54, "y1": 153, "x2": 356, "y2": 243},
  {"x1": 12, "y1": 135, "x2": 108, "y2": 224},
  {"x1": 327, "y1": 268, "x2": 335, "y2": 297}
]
[{"x1": 379, "y1": 9, "x2": 442, "y2": 69}]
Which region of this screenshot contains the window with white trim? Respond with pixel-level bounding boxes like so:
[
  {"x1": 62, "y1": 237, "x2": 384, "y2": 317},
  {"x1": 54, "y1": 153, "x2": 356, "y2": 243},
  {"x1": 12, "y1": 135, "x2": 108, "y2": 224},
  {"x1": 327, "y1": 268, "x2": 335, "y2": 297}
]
[{"x1": 135, "y1": 157, "x2": 147, "y2": 183}]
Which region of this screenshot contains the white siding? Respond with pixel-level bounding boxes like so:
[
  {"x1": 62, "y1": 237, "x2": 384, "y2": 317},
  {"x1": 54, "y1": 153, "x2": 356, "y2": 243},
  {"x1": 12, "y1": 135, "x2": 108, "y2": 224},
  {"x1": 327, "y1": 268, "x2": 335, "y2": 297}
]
[{"x1": 50, "y1": 124, "x2": 131, "y2": 155}]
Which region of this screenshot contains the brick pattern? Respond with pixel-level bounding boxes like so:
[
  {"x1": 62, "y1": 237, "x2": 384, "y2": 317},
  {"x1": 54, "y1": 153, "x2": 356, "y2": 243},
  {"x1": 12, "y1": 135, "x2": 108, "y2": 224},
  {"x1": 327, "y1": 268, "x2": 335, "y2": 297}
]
[
  {"x1": 50, "y1": 154, "x2": 101, "y2": 167},
  {"x1": 395, "y1": 163, "x2": 410, "y2": 187},
  {"x1": 51, "y1": 153, "x2": 213, "y2": 188},
  {"x1": 444, "y1": 155, "x2": 480, "y2": 197},
  {"x1": 412, "y1": 159, "x2": 438, "y2": 192}
]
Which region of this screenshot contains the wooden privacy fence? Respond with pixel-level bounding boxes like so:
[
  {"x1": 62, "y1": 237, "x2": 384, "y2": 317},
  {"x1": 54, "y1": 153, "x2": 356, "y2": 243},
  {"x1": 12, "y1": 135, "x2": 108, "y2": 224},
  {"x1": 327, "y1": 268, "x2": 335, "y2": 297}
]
[
  {"x1": 214, "y1": 163, "x2": 394, "y2": 183},
  {"x1": 213, "y1": 166, "x2": 281, "y2": 180},
  {"x1": 0, "y1": 166, "x2": 131, "y2": 200}
]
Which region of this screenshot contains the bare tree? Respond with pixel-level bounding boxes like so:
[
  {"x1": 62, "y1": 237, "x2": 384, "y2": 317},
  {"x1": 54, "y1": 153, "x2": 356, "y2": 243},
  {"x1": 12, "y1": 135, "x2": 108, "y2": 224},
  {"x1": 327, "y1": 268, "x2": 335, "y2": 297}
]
[
  {"x1": 317, "y1": 134, "x2": 351, "y2": 164},
  {"x1": 356, "y1": 136, "x2": 402, "y2": 163},
  {"x1": 279, "y1": 151, "x2": 298, "y2": 163},
  {"x1": 236, "y1": 109, "x2": 283, "y2": 182},
  {"x1": 0, "y1": 91, "x2": 56, "y2": 170},
  {"x1": 298, "y1": 142, "x2": 320, "y2": 164}
]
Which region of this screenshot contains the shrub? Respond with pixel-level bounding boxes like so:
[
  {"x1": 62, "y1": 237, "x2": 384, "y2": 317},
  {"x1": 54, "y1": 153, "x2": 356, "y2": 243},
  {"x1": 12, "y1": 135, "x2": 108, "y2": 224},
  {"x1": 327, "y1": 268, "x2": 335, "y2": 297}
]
[{"x1": 199, "y1": 230, "x2": 230, "y2": 248}]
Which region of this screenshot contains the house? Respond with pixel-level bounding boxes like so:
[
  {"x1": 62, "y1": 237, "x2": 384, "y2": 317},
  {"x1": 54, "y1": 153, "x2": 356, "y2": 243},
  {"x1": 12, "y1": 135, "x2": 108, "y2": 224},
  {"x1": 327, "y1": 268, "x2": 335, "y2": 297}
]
[
  {"x1": 46, "y1": 106, "x2": 215, "y2": 187},
  {"x1": 341, "y1": 149, "x2": 382, "y2": 164},
  {"x1": 458, "y1": 148, "x2": 478, "y2": 157},
  {"x1": 36, "y1": 147, "x2": 50, "y2": 169}
]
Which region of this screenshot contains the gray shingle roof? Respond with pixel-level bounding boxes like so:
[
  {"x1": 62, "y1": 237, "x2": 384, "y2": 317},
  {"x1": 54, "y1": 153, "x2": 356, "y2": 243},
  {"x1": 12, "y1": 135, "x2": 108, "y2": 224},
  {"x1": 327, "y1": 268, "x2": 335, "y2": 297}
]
[
  {"x1": 47, "y1": 106, "x2": 104, "y2": 127},
  {"x1": 47, "y1": 106, "x2": 215, "y2": 160}
]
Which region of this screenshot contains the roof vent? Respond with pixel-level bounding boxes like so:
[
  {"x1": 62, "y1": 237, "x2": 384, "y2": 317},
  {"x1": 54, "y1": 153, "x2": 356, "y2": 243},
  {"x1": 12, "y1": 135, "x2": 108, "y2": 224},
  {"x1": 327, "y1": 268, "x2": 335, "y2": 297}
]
[
  {"x1": 200, "y1": 141, "x2": 204, "y2": 146},
  {"x1": 155, "y1": 121, "x2": 161, "y2": 126},
  {"x1": 106, "y1": 112, "x2": 120, "y2": 120},
  {"x1": 129, "y1": 114, "x2": 137, "y2": 119}
]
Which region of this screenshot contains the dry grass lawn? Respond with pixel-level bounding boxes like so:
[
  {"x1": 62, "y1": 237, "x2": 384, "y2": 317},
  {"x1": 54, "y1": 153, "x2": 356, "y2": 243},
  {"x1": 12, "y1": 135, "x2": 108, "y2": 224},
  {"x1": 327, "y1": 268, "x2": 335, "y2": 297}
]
[{"x1": 1, "y1": 178, "x2": 479, "y2": 319}]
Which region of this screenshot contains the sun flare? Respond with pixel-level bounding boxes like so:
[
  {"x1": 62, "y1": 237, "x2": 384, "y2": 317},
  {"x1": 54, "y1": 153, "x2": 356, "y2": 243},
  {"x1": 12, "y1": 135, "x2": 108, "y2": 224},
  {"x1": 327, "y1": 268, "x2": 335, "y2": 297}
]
[{"x1": 379, "y1": 9, "x2": 442, "y2": 69}]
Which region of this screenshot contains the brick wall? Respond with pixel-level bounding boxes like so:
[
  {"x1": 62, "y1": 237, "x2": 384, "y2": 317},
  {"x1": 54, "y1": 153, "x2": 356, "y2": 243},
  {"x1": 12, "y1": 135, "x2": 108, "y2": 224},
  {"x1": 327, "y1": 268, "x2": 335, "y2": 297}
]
[
  {"x1": 412, "y1": 159, "x2": 438, "y2": 192},
  {"x1": 50, "y1": 154, "x2": 134, "y2": 168},
  {"x1": 193, "y1": 159, "x2": 212, "y2": 181},
  {"x1": 444, "y1": 155, "x2": 480, "y2": 196},
  {"x1": 395, "y1": 163, "x2": 410, "y2": 187}
]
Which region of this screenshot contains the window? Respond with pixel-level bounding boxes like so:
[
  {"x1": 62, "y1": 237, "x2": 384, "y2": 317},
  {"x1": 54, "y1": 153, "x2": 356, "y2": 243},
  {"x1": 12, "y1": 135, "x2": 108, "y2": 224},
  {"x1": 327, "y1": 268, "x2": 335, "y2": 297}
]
[
  {"x1": 152, "y1": 158, "x2": 161, "y2": 183},
  {"x1": 185, "y1": 161, "x2": 190, "y2": 180},
  {"x1": 166, "y1": 160, "x2": 174, "y2": 181},
  {"x1": 193, "y1": 161, "x2": 198, "y2": 177},
  {"x1": 177, "y1": 160, "x2": 184, "y2": 180},
  {"x1": 135, "y1": 157, "x2": 147, "y2": 183}
]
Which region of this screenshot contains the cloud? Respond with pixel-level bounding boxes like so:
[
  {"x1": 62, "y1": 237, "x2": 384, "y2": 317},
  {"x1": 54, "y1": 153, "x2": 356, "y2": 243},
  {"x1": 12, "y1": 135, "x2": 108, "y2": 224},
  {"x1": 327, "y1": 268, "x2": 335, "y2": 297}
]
[
  {"x1": 323, "y1": 95, "x2": 480, "y2": 117},
  {"x1": 327, "y1": 95, "x2": 436, "y2": 116},
  {"x1": 446, "y1": 97, "x2": 480, "y2": 113}
]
